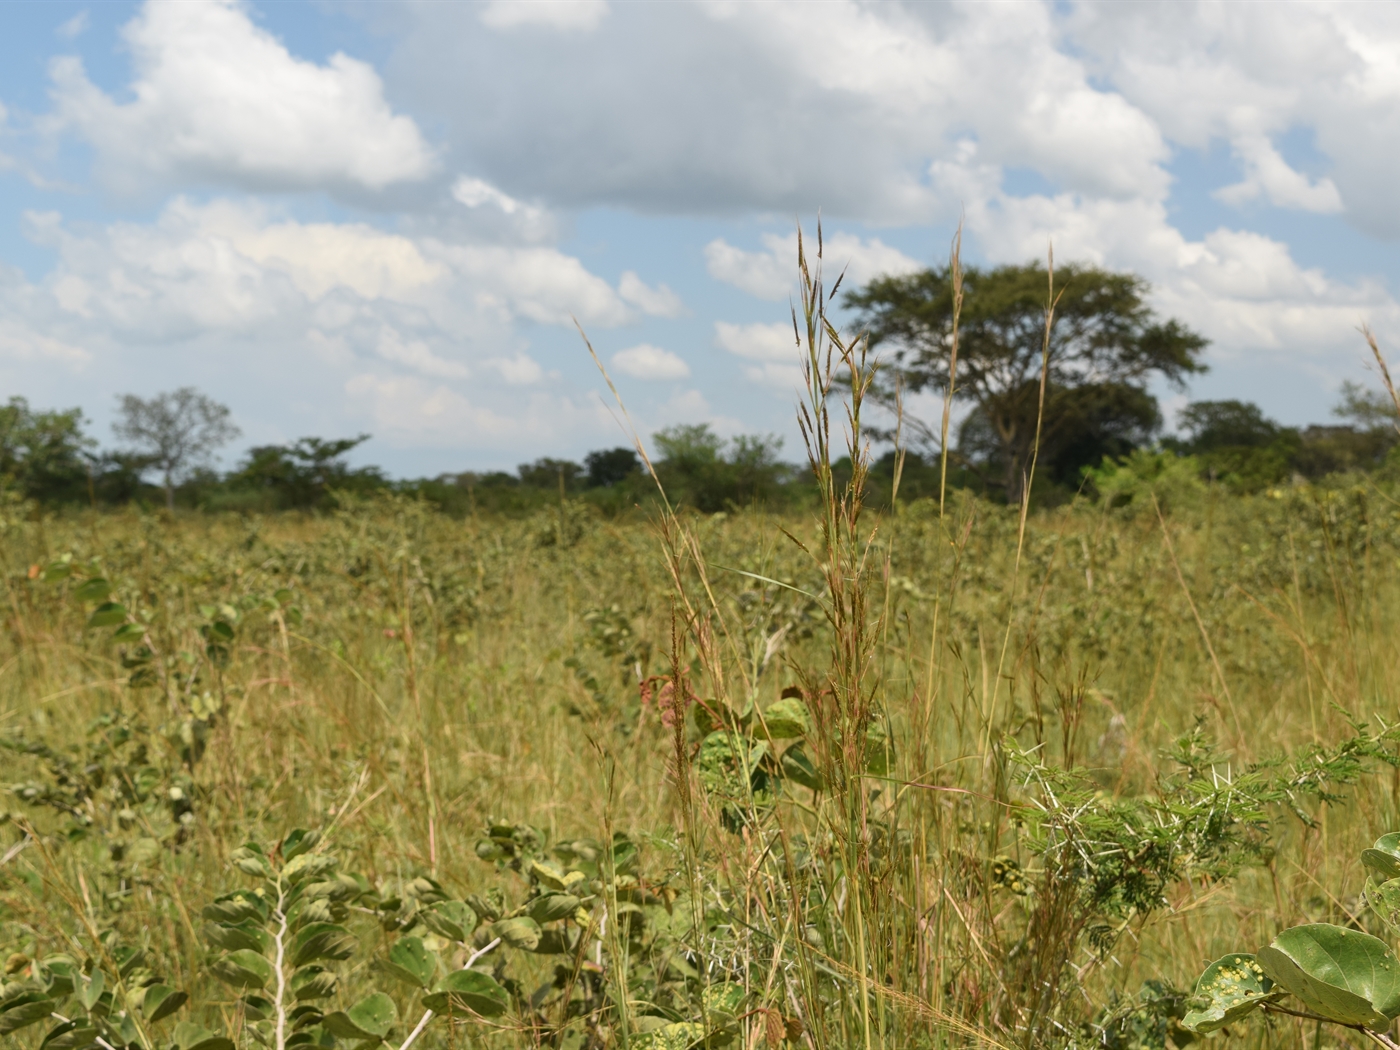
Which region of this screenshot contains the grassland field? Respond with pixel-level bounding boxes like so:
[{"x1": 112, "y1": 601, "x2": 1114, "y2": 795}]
[{"x1": 3, "y1": 474, "x2": 1400, "y2": 1050}]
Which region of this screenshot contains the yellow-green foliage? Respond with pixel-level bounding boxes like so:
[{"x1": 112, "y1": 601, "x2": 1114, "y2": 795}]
[{"x1": 2, "y1": 475, "x2": 1400, "y2": 1048}]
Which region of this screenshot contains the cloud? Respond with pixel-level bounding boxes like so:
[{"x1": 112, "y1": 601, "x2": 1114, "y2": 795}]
[
  {"x1": 713, "y1": 321, "x2": 794, "y2": 362},
  {"x1": 928, "y1": 150, "x2": 1400, "y2": 369},
  {"x1": 453, "y1": 176, "x2": 539, "y2": 217},
  {"x1": 48, "y1": 0, "x2": 435, "y2": 197},
  {"x1": 486, "y1": 354, "x2": 545, "y2": 385},
  {"x1": 714, "y1": 320, "x2": 805, "y2": 388},
  {"x1": 56, "y1": 11, "x2": 89, "y2": 39},
  {"x1": 0, "y1": 318, "x2": 92, "y2": 369},
  {"x1": 0, "y1": 197, "x2": 674, "y2": 464},
  {"x1": 375, "y1": 328, "x2": 469, "y2": 379},
  {"x1": 433, "y1": 243, "x2": 634, "y2": 327},
  {"x1": 345, "y1": 371, "x2": 617, "y2": 451},
  {"x1": 618, "y1": 271, "x2": 686, "y2": 317},
  {"x1": 1065, "y1": 2, "x2": 1400, "y2": 234},
  {"x1": 706, "y1": 231, "x2": 921, "y2": 300},
  {"x1": 385, "y1": 1, "x2": 1170, "y2": 220},
  {"x1": 611, "y1": 343, "x2": 690, "y2": 380},
  {"x1": 480, "y1": 1, "x2": 609, "y2": 32}
]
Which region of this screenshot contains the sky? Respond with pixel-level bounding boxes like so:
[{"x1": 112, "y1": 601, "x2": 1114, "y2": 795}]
[{"x1": 1, "y1": 0, "x2": 1398, "y2": 477}]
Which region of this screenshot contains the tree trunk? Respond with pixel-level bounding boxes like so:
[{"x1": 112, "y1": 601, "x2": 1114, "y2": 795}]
[{"x1": 165, "y1": 470, "x2": 175, "y2": 513}]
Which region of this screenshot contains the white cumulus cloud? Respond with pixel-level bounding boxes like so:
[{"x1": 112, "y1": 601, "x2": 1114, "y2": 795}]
[
  {"x1": 1214, "y1": 135, "x2": 1343, "y2": 213},
  {"x1": 713, "y1": 321, "x2": 794, "y2": 362},
  {"x1": 618, "y1": 271, "x2": 686, "y2": 317},
  {"x1": 47, "y1": 0, "x2": 435, "y2": 197},
  {"x1": 611, "y1": 344, "x2": 690, "y2": 380},
  {"x1": 480, "y1": 0, "x2": 609, "y2": 32},
  {"x1": 706, "y1": 231, "x2": 921, "y2": 301}
]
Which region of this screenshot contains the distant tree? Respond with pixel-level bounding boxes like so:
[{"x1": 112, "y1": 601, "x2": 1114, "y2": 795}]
[
  {"x1": 1334, "y1": 380, "x2": 1400, "y2": 434},
  {"x1": 585, "y1": 447, "x2": 641, "y2": 488},
  {"x1": 1173, "y1": 400, "x2": 1281, "y2": 450},
  {"x1": 653, "y1": 424, "x2": 788, "y2": 511},
  {"x1": 0, "y1": 397, "x2": 95, "y2": 503},
  {"x1": 234, "y1": 434, "x2": 380, "y2": 509},
  {"x1": 113, "y1": 388, "x2": 240, "y2": 511},
  {"x1": 846, "y1": 261, "x2": 1208, "y2": 503},
  {"x1": 653, "y1": 425, "x2": 724, "y2": 473},
  {"x1": 1167, "y1": 399, "x2": 1297, "y2": 491},
  {"x1": 518, "y1": 457, "x2": 584, "y2": 492}
]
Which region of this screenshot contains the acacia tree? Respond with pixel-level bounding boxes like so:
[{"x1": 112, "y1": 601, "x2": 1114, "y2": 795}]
[
  {"x1": 113, "y1": 388, "x2": 240, "y2": 511},
  {"x1": 845, "y1": 262, "x2": 1208, "y2": 502}
]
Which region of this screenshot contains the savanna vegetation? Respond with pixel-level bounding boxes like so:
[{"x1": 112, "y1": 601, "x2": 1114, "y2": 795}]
[{"x1": 6, "y1": 236, "x2": 1400, "y2": 1050}]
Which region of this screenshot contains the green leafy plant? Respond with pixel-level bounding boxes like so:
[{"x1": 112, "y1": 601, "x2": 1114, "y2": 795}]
[{"x1": 1182, "y1": 832, "x2": 1400, "y2": 1044}]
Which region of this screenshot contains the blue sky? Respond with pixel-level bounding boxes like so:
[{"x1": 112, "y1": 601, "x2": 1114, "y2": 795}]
[{"x1": 1, "y1": 0, "x2": 1398, "y2": 477}]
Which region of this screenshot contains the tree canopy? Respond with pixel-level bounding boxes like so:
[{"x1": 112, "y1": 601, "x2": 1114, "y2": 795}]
[
  {"x1": 846, "y1": 261, "x2": 1208, "y2": 502},
  {"x1": 113, "y1": 388, "x2": 240, "y2": 511}
]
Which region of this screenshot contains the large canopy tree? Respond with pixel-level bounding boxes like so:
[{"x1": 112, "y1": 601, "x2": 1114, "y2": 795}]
[{"x1": 846, "y1": 262, "x2": 1208, "y2": 502}]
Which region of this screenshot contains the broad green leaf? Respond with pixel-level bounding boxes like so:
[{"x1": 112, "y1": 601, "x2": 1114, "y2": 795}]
[
  {"x1": 112, "y1": 945, "x2": 145, "y2": 977},
  {"x1": 1369, "y1": 877, "x2": 1400, "y2": 936},
  {"x1": 322, "y1": 993, "x2": 397, "y2": 1042},
  {"x1": 281, "y1": 829, "x2": 320, "y2": 861},
  {"x1": 40, "y1": 1019, "x2": 99, "y2": 1049},
  {"x1": 382, "y1": 937, "x2": 436, "y2": 988},
  {"x1": 73, "y1": 578, "x2": 111, "y2": 603},
  {"x1": 42, "y1": 561, "x2": 72, "y2": 583},
  {"x1": 0, "y1": 997, "x2": 54, "y2": 1034},
  {"x1": 629, "y1": 1022, "x2": 705, "y2": 1050},
  {"x1": 864, "y1": 720, "x2": 894, "y2": 775},
  {"x1": 112, "y1": 623, "x2": 147, "y2": 644},
  {"x1": 1364, "y1": 834, "x2": 1400, "y2": 880},
  {"x1": 173, "y1": 1021, "x2": 236, "y2": 1050},
  {"x1": 1181, "y1": 954, "x2": 1276, "y2": 1033},
  {"x1": 421, "y1": 901, "x2": 477, "y2": 943},
  {"x1": 466, "y1": 891, "x2": 504, "y2": 923},
  {"x1": 490, "y1": 916, "x2": 542, "y2": 950},
  {"x1": 282, "y1": 853, "x2": 337, "y2": 883},
  {"x1": 1258, "y1": 923, "x2": 1400, "y2": 1029},
  {"x1": 303, "y1": 873, "x2": 361, "y2": 903},
  {"x1": 143, "y1": 983, "x2": 188, "y2": 1023},
  {"x1": 422, "y1": 969, "x2": 510, "y2": 1018},
  {"x1": 403, "y1": 876, "x2": 447, "y2": 903},
  {"x1": 39, "y1": 958, "x2": 75, "y2": 1000},
  {"x1": 780, "y1": 744, "x2": 823, "y2": 790},
  {"x1": 531, "y1": 929, "x2": 572, "y2": 955},
  {"x1": 702, "y1": 981, "x2": 746, "y2": 1021},
  {"x1": 209, "y1": 949, "x2": 274, "y2": 990},
  {"x1": 760, "y1": 697, "x2": 811, "y2": 739},
  {"x1": 241, "y1": 995, "x2": 273, "y2": 1021},
  {"x1": 77, "y1": 968, "x2": 104, "y2": 1010},
  {"x1": 86, "y1": 602, "x2": 127, "y2": 628},
  {"x1": 696, "y1": 731, "x2": 768, "y2": 799},
  {"x1": 526, "y1": 893, "x2": 581, "y2": 925},
  {"x1": 202, "y1": 894, "x2": 267, "y2": 924},
  {"x1": 290, "y1": 966, "x2": 338, "y2": 1001},
  {"x1": 292, "y1": 923, "x2": 356, "y2": 966},
  {"x1": 203, "y1": 920, "x2": 269, "y2": 953},
  {"x1": 527, "y1": 859, "x2": 571, "y2": 890},
  {"x1": 229, "y1": 845, "x2": 272, "y2": 878},
  {"x1": 288, "y1": 1004, "x2": 323, "y2": 1030}
]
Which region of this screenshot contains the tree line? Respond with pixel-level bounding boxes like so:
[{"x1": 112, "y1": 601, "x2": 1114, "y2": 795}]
[
  {"x1": 0, "y1": 387, "x2": 797, "y2": 515},
  {"x1": 3, "y1": 259, "x2": 1396, "y2": 516}
]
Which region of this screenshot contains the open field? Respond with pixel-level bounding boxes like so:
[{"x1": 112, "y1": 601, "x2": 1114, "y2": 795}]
[{"x1": 4, "y1": 466, "x2": 1400, "y2": 1049}]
